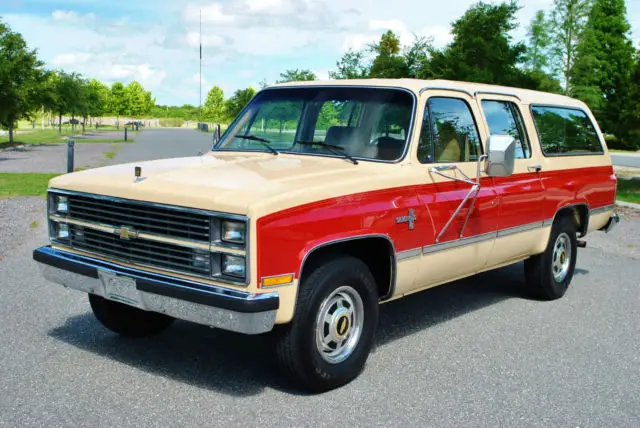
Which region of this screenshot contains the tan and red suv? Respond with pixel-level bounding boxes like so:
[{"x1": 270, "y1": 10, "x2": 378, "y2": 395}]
[{"x1": 34, "y1": 79, "x2": 619, "y2": 391}]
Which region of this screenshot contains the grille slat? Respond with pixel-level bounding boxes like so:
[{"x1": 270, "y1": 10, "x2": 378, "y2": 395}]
[
  {"x1": 66, "y1": 195, "x2": 211, "y2": 242},
  {"x1": 70, "y1": 226, "x2": 209, "y2": 276},
  {"x1": 59, "y1": 194, "x2": 217, "y2": 277}
]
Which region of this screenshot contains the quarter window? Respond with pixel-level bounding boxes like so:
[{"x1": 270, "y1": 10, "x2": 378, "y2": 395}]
[
  {"x1": 481, "y1": 100, "x2": 531, "y2": 159},
  {"x1": 531, "y1": 106, "x2": 604, "y2": 155},
  {"x1": 418, "y1": 97, "x2": 482, "y2": 163}
]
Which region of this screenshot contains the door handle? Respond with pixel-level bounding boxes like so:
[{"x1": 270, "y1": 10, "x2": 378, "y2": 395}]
[{"x1": 528, "y1": 165, "x2": 542, "y2": 173}]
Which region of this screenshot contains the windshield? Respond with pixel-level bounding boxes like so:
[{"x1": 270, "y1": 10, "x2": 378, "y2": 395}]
[{"x1": 213, "y1": 86, "x2": 415, "y2": 162}]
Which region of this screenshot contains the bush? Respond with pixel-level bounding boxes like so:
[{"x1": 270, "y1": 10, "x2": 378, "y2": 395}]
[
  {"x1": 158, "y1": 118, "x2": 184, "y2": 127},
  {"x1": 604, "y1": 134, "x2": 640, "y2": 151}
]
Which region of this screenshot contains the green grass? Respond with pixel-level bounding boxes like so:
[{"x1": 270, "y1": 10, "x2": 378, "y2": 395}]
[
  {"x1": 617, "y1": 178, "x2": 640, "y2": 204},
  {"x1": 0, "y1": 173, "x2": 59, "y2": 198},
  {"x1": 30, "y1": 220, "x2": 39, "y2": 229},
  {"x1": 104, "y1": 151, "x2": 116, "y2": 159}
]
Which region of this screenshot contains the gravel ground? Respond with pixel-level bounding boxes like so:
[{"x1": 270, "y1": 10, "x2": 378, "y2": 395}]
[
  {"x1": 1, "y1": 129, "x2": 638, "y2": 427},
  {"x1": 0, "y1": 142, "x2": 118, "y2": 173},
  {"x1": 0, "y1": 197, "x2": 45, "y2": 261}
]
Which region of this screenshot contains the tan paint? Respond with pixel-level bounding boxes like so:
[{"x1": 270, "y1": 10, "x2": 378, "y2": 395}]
[
  {"x1": 588, "y1": 210, "x2": 614, "y2": 232},
  {"x1": 47, "y1": 79, "x2": 617, "y2": 321}
]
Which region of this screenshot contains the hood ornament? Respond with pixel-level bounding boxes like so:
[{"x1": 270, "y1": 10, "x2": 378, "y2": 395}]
[{"x1": 135, "y1": 166, "x2": 141, "y2": 178}]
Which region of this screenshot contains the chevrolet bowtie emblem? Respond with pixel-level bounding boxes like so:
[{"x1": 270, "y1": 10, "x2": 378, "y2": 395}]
[
  {"x1": 396, "y1": 209, "x2": 417, "y2": 230},
  {"x1": 115, "y1": 226, "x2": 139, "y2": 240}
]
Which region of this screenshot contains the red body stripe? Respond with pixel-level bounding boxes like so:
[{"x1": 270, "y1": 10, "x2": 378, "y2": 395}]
[{"x1": 256, "y1": 165, "x2": 616, "y2": 282}]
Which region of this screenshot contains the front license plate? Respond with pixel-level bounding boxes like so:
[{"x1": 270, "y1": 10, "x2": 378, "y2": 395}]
[{"x1": 98, "y1": 270, "x2": 143, "y2": 309}]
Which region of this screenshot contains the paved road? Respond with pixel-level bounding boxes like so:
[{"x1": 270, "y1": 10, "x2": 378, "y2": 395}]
[
  {"x1": 612, "y1": 153, "x2": 640, "y2": 168},
  {"x1": 0, "y1": 129, "x2": 213, "y2": 173},
  {"x1": 1, "y1": 130, "x2": 639, "y2": 427}
]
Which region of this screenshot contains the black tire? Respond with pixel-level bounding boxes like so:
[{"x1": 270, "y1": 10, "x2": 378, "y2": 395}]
[
  {"x1": 524, "y1": 215, "x2": 578, "y2": 300},
  {"x1": 88, "y1": 294, "x2": 175, "y2": 337},
  {"x1": 274, "y1": 255, "x2": 379, "y2": 392}
]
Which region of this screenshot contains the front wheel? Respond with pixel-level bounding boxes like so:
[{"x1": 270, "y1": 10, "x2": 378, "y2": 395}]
[
  {"x1": 524, "y1": 215, "x2": 578, "y2": 300},
  {"x1": 274, "y1": 255, "x2": 379, "y2": 392},
  {"x1": 89, "y1": 294, "x2": 175, "y2": 337}
]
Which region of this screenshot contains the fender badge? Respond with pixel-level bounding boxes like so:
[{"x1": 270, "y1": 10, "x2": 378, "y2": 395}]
[{"x1": 396, "y1": 209, "x2": 417, "y2": 230}]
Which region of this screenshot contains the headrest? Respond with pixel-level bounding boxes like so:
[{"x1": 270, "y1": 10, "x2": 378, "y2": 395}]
[{"x1": 325, "y1": 126, "x2": 364, "y2": 147}]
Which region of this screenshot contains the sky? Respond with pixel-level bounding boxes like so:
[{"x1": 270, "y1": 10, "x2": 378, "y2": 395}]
[{"x1": 1, "y1": 0, "x2": 639, "y2": 106}]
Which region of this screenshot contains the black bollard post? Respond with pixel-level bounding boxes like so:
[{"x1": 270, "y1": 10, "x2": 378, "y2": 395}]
[
  {"x1": 124, "y1": 127, "x2": 128, "y2": 142},
  {"x1": 67, "y1": 139, "x2": 75, "y2": 173}
]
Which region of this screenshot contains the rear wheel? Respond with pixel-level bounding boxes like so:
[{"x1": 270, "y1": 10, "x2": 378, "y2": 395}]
[
  {"x1": 89, "y1": 294, "x2": 175, "y2": 337},
  {"x1": 524, "y1": 215, "x2": 578, "y2": 300},
  {"x1": 274, "y1": 255, "x2": 379, "y2": 392}
]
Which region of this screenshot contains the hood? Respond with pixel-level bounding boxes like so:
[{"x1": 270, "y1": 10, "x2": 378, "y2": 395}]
[{"x1": 49, "y1": 151, "x2": 406, "y2": 216}]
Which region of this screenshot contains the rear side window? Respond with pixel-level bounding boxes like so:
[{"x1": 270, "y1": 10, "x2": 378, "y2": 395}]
[
  {"x1": 418, "y1": 97, "x2": 482, "y2": 163},
  {"x1": 530, "y1": 106, "x2": 603, "y2": 155},
  {"x1": 481, "y1": 100, "x2": 531, "y2": 159}
]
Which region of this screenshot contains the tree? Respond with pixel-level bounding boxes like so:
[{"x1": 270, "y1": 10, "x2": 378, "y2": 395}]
[
  {"x1": 525, "y1": 10, "x2": 552, "y2": 72},
  {"x1": 126, "y1": 81, "x2": 148, "y2": 117},
  {"x1": 224, "y1": 87, "x2": 256, "y2": 120},
  {"x1": 276, "y1": 69, "x2": 316, "y2": 83},
  {"x1": 109, "y1": 82, "x2": 128, "y2": 128},
  {"x1": 85, "y1": 78, "x2": 110, "y2": 126},
  {"x1": 0, "y1": 20, "x2": 46, "y2": 143},
  {"x1": 329, "y1": 49, "x2": 370, "y2": 79},
  {"x1": 622, "y1": 49, "x2": 640, "y2": 149},
  {"x1": 50, "y1": 71, "x2": 85, "y2": 134},
  {"x1": 549, "y1": 0, "x2": 591, "y2": 91},
  {"x1": 368, "y1": 30, "x2": 410, "y2": 78},
  {"x1": 572, "y1": 0, "x2": 635, "y2": 138},
  {"x1": 428, "y1": 1, "x2": 532, "y2": 87},
  {"x1": 202, "y1": 86, "x2": 225, "y2": 122}
]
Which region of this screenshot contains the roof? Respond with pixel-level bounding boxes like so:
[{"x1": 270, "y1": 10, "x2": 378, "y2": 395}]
[{"x1": 268, "y1": 78, "x2": 586, "y2": 108}]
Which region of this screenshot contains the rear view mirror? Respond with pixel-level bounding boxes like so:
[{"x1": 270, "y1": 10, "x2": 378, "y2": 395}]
[{"x1": 486, "y1": 135, "x2": 516, "y2": 177}]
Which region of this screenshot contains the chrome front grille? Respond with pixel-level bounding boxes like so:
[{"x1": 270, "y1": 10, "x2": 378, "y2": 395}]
[
  {"x1": 47, "y1": 190, "x2": 249, "y2": 285},
  {"x1": 67, "y1": 194, "x2": 210, "y2": 242},
  {"x1": 68, "y1": 225, "x2": 211, "y2": 276}
]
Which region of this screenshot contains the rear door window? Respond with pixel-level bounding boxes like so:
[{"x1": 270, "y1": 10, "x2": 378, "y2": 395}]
[{"x1": 530, "y1": 106, "x2": 603, "y2": 155}]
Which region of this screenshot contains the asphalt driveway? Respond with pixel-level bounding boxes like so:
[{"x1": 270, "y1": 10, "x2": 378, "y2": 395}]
[{"x1": 0, "y1": 129, "x2": 638, "y2": 427}]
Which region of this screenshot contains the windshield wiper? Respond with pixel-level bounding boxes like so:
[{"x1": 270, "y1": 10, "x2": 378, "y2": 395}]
[
  {"x1": 295, "y1": 140, "x2": 358, "y2": 165},
  {"x1": 234, "y1": 135, "x2": 278, "y2": 155}
]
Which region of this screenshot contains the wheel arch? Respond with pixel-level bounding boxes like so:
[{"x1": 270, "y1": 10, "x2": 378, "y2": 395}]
[
  {"x1": 298, "y1": 234, "x2": 397, "y2": 301},
  {"x1": 549, "y1": 202, "x2": 589, "y2": 237}
]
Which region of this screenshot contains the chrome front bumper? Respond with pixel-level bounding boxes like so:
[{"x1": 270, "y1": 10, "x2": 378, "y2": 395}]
[{"x1": 33, "y1": 246, "x2": 279, "y2": 335}]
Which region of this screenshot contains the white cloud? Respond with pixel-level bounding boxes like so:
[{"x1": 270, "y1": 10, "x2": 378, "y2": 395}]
[
  {"x1": 184, "y1": 3, "x2": 235, "y2": 24},
  {"x1": 245, "y1": 0, "x2": 286, "y2": 13},
  {"x1": 52, "y1": 52, "x2": 94, "y2": 66},
  {"x1": 186, "y1": 31, "x2": 225, "y2": 47},
  {"x1": 52, "y1": 10, "x2": 79, "y2": 22},
  {"x1": 239, "y1": 69, "x2": 254, "y2": 78}
]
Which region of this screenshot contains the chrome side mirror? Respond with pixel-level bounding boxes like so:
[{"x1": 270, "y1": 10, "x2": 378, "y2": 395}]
[
  {"x1": 212, "y1": 123, "x2": 221, "y2": 145},
  {"x1": 486, "y1": 135, "x2": 516, "y2": 177}
]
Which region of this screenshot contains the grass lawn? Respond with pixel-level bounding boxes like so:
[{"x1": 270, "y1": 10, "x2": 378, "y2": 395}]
[
  {"x1": 617, "y1": 178, "x2": 640, "y2": 204},
  {"x1": 0, "y1": 173, "x2": 59, "y2": 198},
  {"x1": 1, "y1": 129, "x2": 133, "y2": 147}
]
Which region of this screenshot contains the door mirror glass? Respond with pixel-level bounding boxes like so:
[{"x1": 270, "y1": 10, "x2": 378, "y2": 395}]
[
  {"x1": 212, "y1": 124, "x2": 221, "y2": 145},
  {"x1": 486, "y1": 135, "x2": 516, "y2": 177}
]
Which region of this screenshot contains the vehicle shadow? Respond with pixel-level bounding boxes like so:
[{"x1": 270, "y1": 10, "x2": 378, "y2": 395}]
[{"x1": 48, "y1": 262, "x2": 528, "y2": 396}]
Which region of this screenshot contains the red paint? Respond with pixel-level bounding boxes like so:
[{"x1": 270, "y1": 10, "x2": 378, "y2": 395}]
[{"x1": 256, "y1": 165, "x2": 616, "y2": 284}]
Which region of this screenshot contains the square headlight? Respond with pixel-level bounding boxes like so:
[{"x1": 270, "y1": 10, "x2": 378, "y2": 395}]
[
  {"x1": 221, "y1": 221, "x2": 246, "y2": 245},
  {"x1": 222, "y1": 254, "x2": 245, "y2": 278},
  {"x1": 48, "y1": 193, "x2": 69, "y2": 214}
]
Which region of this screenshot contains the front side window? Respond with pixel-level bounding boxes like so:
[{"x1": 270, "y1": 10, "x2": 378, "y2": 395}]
[
  {"x1": 214, "y1": 87, "x2": 415, "y2": 162},
  {"x1": 418, "y1": 97, "x2": 482, "y2": 163},
  {"x1": 481, "y1": 100, "x2": 531, "y2": 159},
  {"x1": 531, "y1": 106, "x2": 603, "y2": 155}
]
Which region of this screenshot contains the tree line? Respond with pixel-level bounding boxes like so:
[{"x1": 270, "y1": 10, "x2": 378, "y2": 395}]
[
  {"x1": 3, "y1": 0, "x2": 640, "y2": 148},
  {"x1": 236, "y1": 0, "x2": 638, "y2": 149}
]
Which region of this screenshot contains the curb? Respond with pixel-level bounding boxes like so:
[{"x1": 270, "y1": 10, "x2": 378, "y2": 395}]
[{"x1": 616, "y1": 200, "x2": 640, "y2": 210}]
